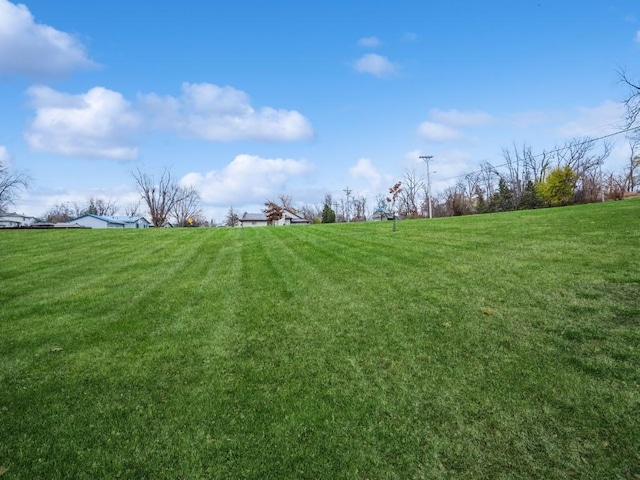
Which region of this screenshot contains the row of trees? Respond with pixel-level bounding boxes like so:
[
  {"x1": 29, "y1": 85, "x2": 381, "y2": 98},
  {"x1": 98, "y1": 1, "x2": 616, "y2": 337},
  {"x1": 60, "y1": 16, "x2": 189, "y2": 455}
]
[
  {"x1": 40, "y1": 168, "x2": 206, "y2": 227},
  {"x1": 426, "y1": 137, "x2": 636, "y2": 218},
  {"x1": 43, "y1": 197, "x2": 120, "y2": 223},
  {"x1": 2, "y1": 72, "x2": 639, "y2": 224}
]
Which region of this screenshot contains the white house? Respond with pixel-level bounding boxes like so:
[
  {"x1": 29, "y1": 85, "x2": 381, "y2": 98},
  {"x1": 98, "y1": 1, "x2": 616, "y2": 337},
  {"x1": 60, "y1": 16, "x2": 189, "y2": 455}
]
[
  {"x1": 70, "y1": 214, "x2": 151, "y2": 229},
  {"x1": 0, "y1": 212, "x2": 38, "y2": 228},
  {"x1": 111, "y1": 216, "x2": 152, "y2": 229},
  {"x1": 240, "y1": 212, "x2": 269, "y2": 227},
  {"x1": 240, "y1": 209, "x2": 309, "y2": 227}
]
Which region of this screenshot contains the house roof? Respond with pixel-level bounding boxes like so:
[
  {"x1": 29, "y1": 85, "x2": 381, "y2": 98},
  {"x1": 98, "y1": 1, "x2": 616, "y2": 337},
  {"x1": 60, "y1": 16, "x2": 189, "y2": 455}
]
[
  {"x1": 71, "y1": 214, "x2": 150, "y2": 225},
  {"x1": 72, "y1": 214, "x2": 125, "y2": 225},
  {"x1": 240, "y1": 209, "x2": 310, "y2": 224},
  {"x1": 0, "y1": 212, "x2": 37, "y2": 220},
  {"x1": 241, "y1": 212, "x2": 268, "y2": 222},
  {"x1": 282, "y1": 208, "x2": 306, "y2": 220},
  {"x1": 111, "y1": 216, "x2": 151, "y2": 224}
]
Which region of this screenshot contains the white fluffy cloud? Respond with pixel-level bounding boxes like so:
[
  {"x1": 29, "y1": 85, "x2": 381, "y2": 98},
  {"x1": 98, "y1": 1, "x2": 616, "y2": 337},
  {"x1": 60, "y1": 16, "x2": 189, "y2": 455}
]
[
  {"x1": 0, "y1": 0, "x2": 96, "y2": 77},
  {"x1": 138, "y1": 82, "x2": 314, "y2": 142},
  {"x1": 349, "y1": 157, "x2": 383, "y2": 186},
  {"x1": 25, "y1": 86, "x2": 141, "y2": 159},
  {"x1": 23, "y1": 82, "x2": 314, "y2": 159},
  {"x1": 417, "y1": 108, "x2": 493, "y2": 142},
  {"x1": 354, "y1": 53, "x2": 397, "y2": 77},
  {"x1": 358, "y1": 36, "x2": 381, "y2": 48},
  {"x1": 180, "y1": 154, "x2": 313, "y2": 206},
  {"x1": 348, "y1": 158, "x2": 388, "y2": 198}
]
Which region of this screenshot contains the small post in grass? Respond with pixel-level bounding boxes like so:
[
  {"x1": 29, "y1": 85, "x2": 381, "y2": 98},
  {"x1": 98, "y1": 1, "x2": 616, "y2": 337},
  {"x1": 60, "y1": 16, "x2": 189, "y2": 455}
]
[{"x1": 387, "y1": 181, "x2": 402, "y2": 232}]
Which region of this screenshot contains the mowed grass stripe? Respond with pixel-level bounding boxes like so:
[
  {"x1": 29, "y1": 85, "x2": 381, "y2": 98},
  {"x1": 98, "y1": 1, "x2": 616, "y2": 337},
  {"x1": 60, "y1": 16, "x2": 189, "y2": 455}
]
[{"x1": 2, "y1": 228, "x2": 253, "y2": 478}]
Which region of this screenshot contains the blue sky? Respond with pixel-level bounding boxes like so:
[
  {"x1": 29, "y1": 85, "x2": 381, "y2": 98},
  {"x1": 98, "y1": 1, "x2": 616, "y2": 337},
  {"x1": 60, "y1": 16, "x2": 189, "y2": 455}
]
[{"x1": 1, "y1": 0, "x2": 639, "y2": 221}]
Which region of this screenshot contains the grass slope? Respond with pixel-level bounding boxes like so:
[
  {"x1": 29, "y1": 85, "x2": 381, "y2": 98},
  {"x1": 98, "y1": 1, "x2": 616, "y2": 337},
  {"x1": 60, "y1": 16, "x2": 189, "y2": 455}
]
[{"x1": 1, "y1": 200, "x2": 639, "y2": 479}]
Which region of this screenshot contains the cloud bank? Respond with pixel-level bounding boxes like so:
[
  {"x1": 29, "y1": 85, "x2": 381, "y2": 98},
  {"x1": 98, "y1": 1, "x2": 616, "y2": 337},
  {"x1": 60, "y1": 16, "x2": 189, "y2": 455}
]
[
  {"x1": 25, "y1": 86, "x2": 141, "y2": 160},
  {"x1": 23, "y1": 82, "x2": 315, "y2": 159},
  {"x1": 0, "y1": 0, "x2": 96, "y2": 77},
  {"x1": 417, "y1": 108, "x2": 494, "y2": 142},
  {"x1": 180, "y1": 154, "x2": 313, "y2": 206},
  {"x1": 139, "y1": 82, "x2": 314, "y2": 142},
  {"x1": 556, "y1": 100, "x2": 624, "y2": 138}
]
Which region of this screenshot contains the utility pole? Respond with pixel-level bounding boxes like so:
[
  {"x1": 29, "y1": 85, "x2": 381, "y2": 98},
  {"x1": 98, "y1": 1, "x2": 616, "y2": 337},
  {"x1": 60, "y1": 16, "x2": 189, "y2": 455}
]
[
  {"x1": 599, "y1": 160, "x2": 605, "y2": 203},
  {"x1": 333, "y1": 202, "x2": 340, "y2": 222},
  {"x1": 343, "y1": 186, "x2": 352, "y2": 223},
  {"x1": 419, "y1": 156, "x2": 434, "y2": 218}
]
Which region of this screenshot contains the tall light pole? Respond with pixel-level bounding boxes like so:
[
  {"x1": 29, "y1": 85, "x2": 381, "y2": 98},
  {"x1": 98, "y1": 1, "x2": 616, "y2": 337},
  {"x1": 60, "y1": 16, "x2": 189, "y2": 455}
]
[
  {"x1": 419, "y1": 155, "x2": 434, "y2": 218},
  {"x1": 343, "y1": 186, "x2": 352, "y2": 222}
]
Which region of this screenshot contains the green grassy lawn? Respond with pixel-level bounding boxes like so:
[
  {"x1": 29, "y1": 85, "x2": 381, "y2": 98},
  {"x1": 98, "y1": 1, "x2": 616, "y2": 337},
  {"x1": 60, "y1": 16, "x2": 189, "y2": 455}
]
[{"x1": 1, "y1": 200, "x2": 639, "y2": 479}]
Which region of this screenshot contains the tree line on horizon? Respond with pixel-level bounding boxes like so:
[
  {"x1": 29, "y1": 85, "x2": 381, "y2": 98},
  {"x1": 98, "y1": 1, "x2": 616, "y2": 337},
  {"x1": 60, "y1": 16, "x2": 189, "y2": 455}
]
[{"x1": 1, "y1": 72, "x2": 639, "y2": 226}]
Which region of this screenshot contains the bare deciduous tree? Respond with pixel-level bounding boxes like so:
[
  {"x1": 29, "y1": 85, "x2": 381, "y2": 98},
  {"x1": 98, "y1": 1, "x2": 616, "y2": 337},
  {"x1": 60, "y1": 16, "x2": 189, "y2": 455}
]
[
  {"x1": 523, "y1": 147, "x2": 552, "y2": 185},
  {"x1": 76, "y1": 197, "x2": 118, "y2": 217},
  {"x1": 298, "y1": 204, "x2": 320, "y2": 223},
  {"x1": 133, "y1": 167, "x2": 188, "y2": 227},
  {"x1": 42, "y1": 203, "x2": 74, "y2": 223},
  {"x1": 624, "y1": 139, "x2": 640, "y2": 193},
  {"x1": 226, "y1": 206, "x2": 239, "y2": 227},
  {"x1": 0, "y1": 160, "x2": 29, "y2": 212},
  {"x1": 351, "y1": 195, "x2": 367, "y2": 221},
  {"x1": 500, "y1": 146, "x2": 523, "y2": 204},
  {"x1": 278, "y1": 194, "x2": 293, "y2": 211},
  {"x1": 442, "y1": 181, "x2": 474, "y2": 216},
  {"x1": 171, "y1": 186, "x2": 202, "y2": 227},
  {"x1": 123, "y1": 201, "x2": 141, "y2": 217},
  {"x1": 398, "y1": 169, "x2": 424, "y2": 217},
  {"x1": 604, "y1": 171, "x2": 627, "y2": 200},
  {"x1": 620, "y1": 69, "x2": 640, "y2": 135},
  {"x1": 555, "y1": 138, "x2": 611, "y2": 203}
]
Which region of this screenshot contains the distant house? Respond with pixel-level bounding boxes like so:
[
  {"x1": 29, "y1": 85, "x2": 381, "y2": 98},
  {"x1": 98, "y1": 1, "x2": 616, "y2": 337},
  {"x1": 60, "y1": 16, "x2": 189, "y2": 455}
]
[
  {"x1": 240, "y1": 209, "x2": 309, "y2": 227},
  {"x1": 370, "y1": 207, "x2": 395, "y2": 221},
  {"x1": 71, "y1": 214, "x2": 151, "y2": 229},
  {"x1": 0, "y1": 212, "x2": 38, "y2": 228},
  {"x1": 240, "y1": 212, "x2": 269, "y2": 227},
  {"x1": 111, "y1": 216, "x2": 152, "y2": 229}
]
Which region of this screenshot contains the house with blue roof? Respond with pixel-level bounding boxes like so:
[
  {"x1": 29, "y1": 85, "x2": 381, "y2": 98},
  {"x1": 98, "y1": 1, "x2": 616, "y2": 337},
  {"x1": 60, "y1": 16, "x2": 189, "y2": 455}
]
[{"x1": 71, "y1": 214, "x2": 151, "y2": 229}]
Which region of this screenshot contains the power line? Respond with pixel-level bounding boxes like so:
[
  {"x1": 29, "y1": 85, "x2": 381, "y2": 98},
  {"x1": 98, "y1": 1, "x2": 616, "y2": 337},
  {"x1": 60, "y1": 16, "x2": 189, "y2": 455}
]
[{"x1": 447, "y1": 126, "x2": 637, "y2": 182}]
